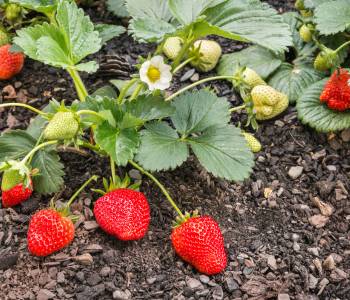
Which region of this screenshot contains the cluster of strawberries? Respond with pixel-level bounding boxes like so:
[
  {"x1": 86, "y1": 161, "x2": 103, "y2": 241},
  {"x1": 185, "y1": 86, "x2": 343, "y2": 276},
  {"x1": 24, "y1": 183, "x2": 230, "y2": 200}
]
[
  {"x1": 2, "y1": 171, "x2": 227, "y2": 275},
  {"x1": 320, "y1": 68, "x2": 350, "y2": 111}
]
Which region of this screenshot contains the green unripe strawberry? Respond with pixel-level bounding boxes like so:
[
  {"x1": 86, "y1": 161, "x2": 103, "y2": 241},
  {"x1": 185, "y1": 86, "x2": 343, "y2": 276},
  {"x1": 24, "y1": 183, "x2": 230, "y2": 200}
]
[
  {"x1": 300, "y1": 10, "x2": 313, "y2": 17},
  {"x1": 314, "y1": 50, "x2": 338, "y2": 71},
  {"x1": 5, "y1": 4, "x2": 22, "y2": 22},
  {"x1": 44, "y1": 112, "x2": 79, "y2": 140},
  {"x1": 1, "y1": 169, "x2": 23, "y2": 191},
  {"x1": 251, "y1": 85, "x2": 289, "y2": 120},
  {"x1": 189, "y1": 40, "x2": 222, "y2": 72},
  {"x1": 299, "y1": 24, "x2": 312, "y2": 43},
  {"x1": 243, "y1": 68, "x2": 266, "y2": 88},
  {"x1": 163, "y1": 37, "x2": 184, "y2": 61},
  {"x1": 295, "y1": 0, "x2": 305, "y2": 10},
  {"x1": 242, "y1": 132, "x2": 262, "y2": 153}
]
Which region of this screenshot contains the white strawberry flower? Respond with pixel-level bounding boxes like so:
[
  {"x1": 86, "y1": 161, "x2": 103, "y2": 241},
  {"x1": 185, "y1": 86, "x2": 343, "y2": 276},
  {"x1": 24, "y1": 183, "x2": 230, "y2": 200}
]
[{"x1": 139, "y1": 56, "x2": 172, "y2": 91}]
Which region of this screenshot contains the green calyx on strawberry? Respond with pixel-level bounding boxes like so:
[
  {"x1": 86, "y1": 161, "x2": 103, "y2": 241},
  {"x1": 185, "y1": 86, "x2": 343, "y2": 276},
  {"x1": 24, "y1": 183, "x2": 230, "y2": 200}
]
[
  {"x1": 0, "y1": 160, "x2": 35, "y2": 208},
  {"x1": 232, "y1": 66, "x2": 266, "y2": 92},
  {"x1": 0, "y1": 26, "x2": 9, "y2": 47},
  {"x1": 251, "y1": 85, "x2": 289, "y2": 121},
  {"x1": 189, "y1": 40, "x2": 222, "y2": 72},
  {"x1": 171, "y1": 211, "x2": 227, "y2": 275},
  {"x1": 5, "y1": 4, "x2": 22, "y2": 22},
  {"x1": 27, "y1": 175, "x2": 98, "y2": 257},
  {"x1": 299, "y1": 24, "x2": 313, "y2": 43},
  {"x1": 93, "y1": 174, "x2": 150, "y2": 241},
  {"x1": 300, "y1": 10, "x2": 313, "y2": 18},
  {"x1": 44, "y1": 109, "x2": 80, "y2": 141},
  {"x1": 314, "y1": 48, "x2": 338, "y2": 71},
  {"x1": 242, "y1": 132, "x2": 262, "y2": 153},
  {"x1": 163, "y1": 37, "x2": 184, "y2": 61}
]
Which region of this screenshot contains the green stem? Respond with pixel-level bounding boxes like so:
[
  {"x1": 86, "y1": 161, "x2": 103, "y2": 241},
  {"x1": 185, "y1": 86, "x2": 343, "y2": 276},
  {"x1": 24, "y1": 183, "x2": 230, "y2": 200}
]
[
  {"x1": 65, "y1": 175, "x2": 99, "y2": 208},
  {"x1": 129, "y1": 83, "x2": 144, "y2": 101},
  {"x1": 165, "y1": 75, "x2": 235, "y2": 101},
  {"x1": 117, "y1": 78, "x2": 138, "y2": 105},
  {"x1": 45, "y1": 12, "x2": 57, "y2": 25},
  {"x1": 67, "y1": 68, "x2": 88, "y2": 102},
  {"x1": 229, "y1": 104, "x2": 246, "y2": 113},
  {"x1": 172, "y1": 38, "x2": 194, "y2": 70},
  {"x1": 172, "y1": 56, "x2": 196, "y2": 75},
  {"x1": 22, "y1": 140, "x2": 58, "y2": 165},
  {"x1": 76, "y1": 110, "x2": 103, "y2": 119},
  {"x1": 128, "y1": 160, "x2": 185, "y2": 219},
  {"x1": 110, "y1": 158, "x2": 117, "y2": 186},
  {"x1": 0, "y1": 103, "x2": 48, "y2": 117},
  {"x1": 335, "y1": 40, "x2": 350, "y2": 53}
]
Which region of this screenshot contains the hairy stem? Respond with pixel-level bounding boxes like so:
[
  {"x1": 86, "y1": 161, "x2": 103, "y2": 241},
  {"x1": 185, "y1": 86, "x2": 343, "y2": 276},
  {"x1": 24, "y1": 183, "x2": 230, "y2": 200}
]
[
  {"x1": 117, "y1": 78, "x2": 138, "y2": 105},
  {"x1": 172, "y1": 37, "x2": 194, "y2": 71},
  {"x1": 110, "y1": 158, "x2": 117, "y2": 186},
  {"x1": 76, "y1": 110, "x2": 103, "y2": 119},
  {"x1": 66, "y1": 175, "x2": 99, "y2": 208},
  {"x1": 165, "y1": 75, "x2": 235, "y2": 101},
  {"x1": 67, "y1": 68, "x2": 88, "y2": 102},
  {"x1": 128, "y1": 160, "x2": 185, "y2": 219},
  {"x1": 229, "y1": 104, "x2": 246, "y2": 113},
  {"x1": 172, "y1": 56, "x2": 196, "y2": 75},
  {"x1": 129, "y1": 83, "x2": 144, "y2": 101},
  {"x1": 0, "y1": 103, "x2": 48, "y2": 117},
  {"x1": 335, "y1": 40, "x2": 350, "y2": 54},
  {"x1": 22, "y1": 140, "x2": 58, "y2": 165}
]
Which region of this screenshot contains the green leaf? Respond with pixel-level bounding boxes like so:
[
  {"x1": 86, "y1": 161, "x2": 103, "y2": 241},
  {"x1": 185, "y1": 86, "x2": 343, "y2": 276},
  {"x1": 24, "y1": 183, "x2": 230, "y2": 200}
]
[
  {"x1": 129, "y1": 18, "x2": 176, "y2": 43},
  {"x1": 31, "y1": 147, "x2": 65, "y2": 195},
  {"x1": 94, "y1": 121, "x2": 140, "y2": 166},
  {"x1": 9, "y1": 0, "x2": 58, "y2": 14},
  {"x1": 14, "y1": 1, "x2": 101, "y2": 71},
  {"x1": 94, "y1": 23, "x2": 126, "y2": 45},
  {"x1": 126, "y1": 0, "x2": 172, "y2": 20},
  {"x1": 124, "y1": 95, "x2": 175, "y2": 121},
  {"x1": 92, "y1": 85, "x2": 118, "y2": 98},
  {"x1": 203, "y1": 0, "x2": 293, "y2": 52},
  {"x1": 268, "y1": 62, "x2": 324, "y2": 104},
  {"x1": 110, "y1": 79, "x2": 137, "y2": 97},
  {"x1": 126, "y1": 0, "x2": 176, "y2": 42},
  {"x1": 304, "y1": 0, "x2": 333, "y2": 9},
  {"x1": 168, "y1": 0, "x2": 226, "y2": 25},
  {"x1": 0, "y1": 131, "x2": 36, "y2": 161},
  {"x1": 297, "y1": 79, "x2": 350, "y2": 132},
  {"x1": 136, "y1": 122, "x2": 189, "y2": 171},
  {"x1": 107, "y1": 0, "x2": 129, "y2": 17},
  {"x1": 14, "y1": 22, "x2": 66, "y2": 63},
  {"x1": 188, "y1": 125, "x2": 254, "y2": 181},
  {"x1": 171, "y1": 90, "x2": 230, "y2": 135},
  {"x1": 0, "y1": 130, "x2": 64, "y2": 195},
  {"x1": 56, "y1": 1, "x2": 102, "y2": 63},
  {"x1": 315, "y1": 0, "x2": 350, "y2": 35},
  {"x1": 217, "y1": 45, "x2": 283, "y2": 79}
]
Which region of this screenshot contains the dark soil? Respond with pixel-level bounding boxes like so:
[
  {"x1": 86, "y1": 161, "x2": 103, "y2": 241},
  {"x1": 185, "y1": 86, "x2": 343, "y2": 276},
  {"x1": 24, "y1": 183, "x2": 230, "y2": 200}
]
[{"x1": 1, "y1": 1, "x2": 349, "y2": 300}]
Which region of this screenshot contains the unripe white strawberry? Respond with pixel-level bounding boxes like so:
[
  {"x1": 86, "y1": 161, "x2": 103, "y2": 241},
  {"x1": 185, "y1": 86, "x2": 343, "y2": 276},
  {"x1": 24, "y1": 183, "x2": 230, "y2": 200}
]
[
  {"x1": 242, "y1": 132, "x2": 262, "y2": 153},
  {"x1": 251, "y1": 85, "x2": 289, "y2": 120},
  {"x1": 163, "y1": 37, "x2": 184, "y2": 61},
  {"x1": 243, "y1": 68, "x2": 266, "y2": 88},
  {"x1": 189, "y1": 40, "x2": 222, "y2": 72}
]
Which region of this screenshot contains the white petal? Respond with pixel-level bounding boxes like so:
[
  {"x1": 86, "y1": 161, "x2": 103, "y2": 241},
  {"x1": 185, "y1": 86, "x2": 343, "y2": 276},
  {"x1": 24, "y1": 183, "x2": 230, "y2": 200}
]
[
  {"x1": 154, "y1": 81, "x2": 170, "y2": 90},
  {"x1": 150, "y1": 55, "x2": 164, "y2": 67},
  {"x1": 139, "y1": 61, "x2": 151, "y2": 82},
  {"x1": 159, "y1": 64, "x2": 172, "y2": 73}
]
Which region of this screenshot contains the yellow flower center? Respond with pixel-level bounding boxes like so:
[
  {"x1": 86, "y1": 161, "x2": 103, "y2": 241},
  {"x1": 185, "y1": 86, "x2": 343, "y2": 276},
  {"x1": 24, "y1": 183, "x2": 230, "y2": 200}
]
[{"x1": 147, "y1": 66, "x2": 161, "y2": 83}]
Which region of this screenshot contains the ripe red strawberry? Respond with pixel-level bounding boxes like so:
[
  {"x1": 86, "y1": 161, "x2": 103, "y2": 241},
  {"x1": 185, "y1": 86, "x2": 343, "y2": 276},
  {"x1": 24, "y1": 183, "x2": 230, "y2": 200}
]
[
  {"x1": 0, "y1": 44, "x2": 25, "y2": 80},
  {"x1": 94, "y1": 188, "x2": 150, "y2": 241},
  {"x1": 27, "y1": 209, "x2": 75, "y2": 257},
  {"x1": 320, "y1": 68, "x2": 350, "y2": 111},
  {"x1": 171, "y1": 216, "x2": 227, "y2": 275},
  {"x1": 1, "y1": 169, "x2": 33, "y2": 208}
]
